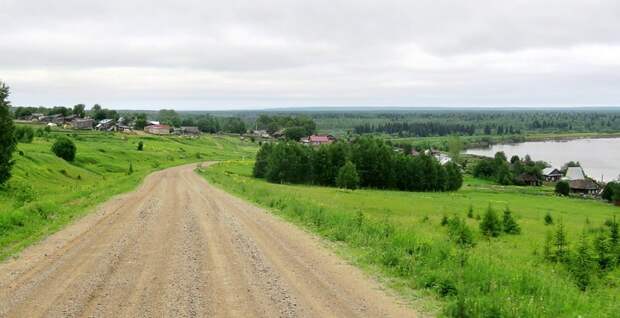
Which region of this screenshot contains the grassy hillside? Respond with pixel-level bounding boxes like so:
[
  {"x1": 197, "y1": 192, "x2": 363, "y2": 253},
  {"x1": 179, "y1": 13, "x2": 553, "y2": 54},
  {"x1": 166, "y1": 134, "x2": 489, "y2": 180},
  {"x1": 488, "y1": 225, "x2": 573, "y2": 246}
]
[
  {"x1": 201, "y1": 161, "x2": 620, "y2": 317},
  {"x1": 0, "y1": 129, "x2": 257, "y2": 259}
]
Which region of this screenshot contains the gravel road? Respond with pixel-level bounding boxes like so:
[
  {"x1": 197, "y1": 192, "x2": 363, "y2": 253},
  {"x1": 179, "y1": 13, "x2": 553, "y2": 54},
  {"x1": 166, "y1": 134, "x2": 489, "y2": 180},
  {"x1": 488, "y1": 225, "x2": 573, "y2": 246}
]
[{"x1": 0, "y1": 163, "x2": 417, "y2": 318}]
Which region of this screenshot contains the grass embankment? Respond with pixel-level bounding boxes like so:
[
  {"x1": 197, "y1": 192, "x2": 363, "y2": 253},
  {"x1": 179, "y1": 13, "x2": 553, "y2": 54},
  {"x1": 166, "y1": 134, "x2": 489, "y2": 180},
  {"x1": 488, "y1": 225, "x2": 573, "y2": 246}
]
[
  {"x1": 201, "y1": 161, "x2": 620, "y2": 317},
  {"x1": 0, "y1": 129, "x2": 256, "y2": 260}
]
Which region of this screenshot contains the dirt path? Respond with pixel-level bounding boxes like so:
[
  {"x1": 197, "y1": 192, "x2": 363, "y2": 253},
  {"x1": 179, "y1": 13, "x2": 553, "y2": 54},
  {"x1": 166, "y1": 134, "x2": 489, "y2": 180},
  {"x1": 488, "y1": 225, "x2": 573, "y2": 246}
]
[{"x1": 0, "y1": 163, "x2": 418, "y2": 318}]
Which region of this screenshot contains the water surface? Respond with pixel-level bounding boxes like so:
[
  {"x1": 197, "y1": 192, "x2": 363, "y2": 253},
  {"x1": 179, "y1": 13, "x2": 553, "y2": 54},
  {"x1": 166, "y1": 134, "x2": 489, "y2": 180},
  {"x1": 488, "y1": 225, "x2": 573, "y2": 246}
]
[{"x1": 465, "y1": 138, "x2": 620, "y2": 182}]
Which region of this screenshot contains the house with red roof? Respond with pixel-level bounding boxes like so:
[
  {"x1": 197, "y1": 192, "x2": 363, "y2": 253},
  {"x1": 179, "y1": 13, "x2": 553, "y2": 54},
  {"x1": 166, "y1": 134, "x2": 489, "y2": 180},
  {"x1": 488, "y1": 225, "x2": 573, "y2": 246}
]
[{"x1": 302, "y1": 135, "x2": 336, "y2": 145}]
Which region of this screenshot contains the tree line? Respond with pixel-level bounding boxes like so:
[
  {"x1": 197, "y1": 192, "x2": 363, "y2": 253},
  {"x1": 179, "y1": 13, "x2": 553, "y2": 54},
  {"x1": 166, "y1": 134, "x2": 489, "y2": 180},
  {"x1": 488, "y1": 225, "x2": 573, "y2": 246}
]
[
  {"x1": 253, "y1": 137, "x2": 462, "y2": 192},
  {"x1": 473, "y1": 152, "x2": 545, "y2": 186},
  {"x1": 354, "y1": 122, "x2": 476, "y2": 137}
]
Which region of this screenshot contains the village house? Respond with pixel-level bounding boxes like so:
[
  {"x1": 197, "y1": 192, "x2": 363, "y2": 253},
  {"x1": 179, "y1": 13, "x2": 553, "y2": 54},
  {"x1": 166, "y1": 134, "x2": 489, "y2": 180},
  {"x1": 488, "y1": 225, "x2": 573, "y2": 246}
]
[
  {"x1": 145, "y1": 124, "x2": 171, "y2": 135},
  {"x1": 302, "y1": 135, "x2": 335, "y2": 146},
  {"x1": 564, "y1": 166, "x2": 600, "y2": 195},
  {"x1": 542, "y1": 168, "x2": 563, "y2": 182},
  {"x1": 96, "y1": 119, "x2": 116, "y2": 131},
  {"x1": 71, "y1": 118, "x2": 94, "y2": 130}
]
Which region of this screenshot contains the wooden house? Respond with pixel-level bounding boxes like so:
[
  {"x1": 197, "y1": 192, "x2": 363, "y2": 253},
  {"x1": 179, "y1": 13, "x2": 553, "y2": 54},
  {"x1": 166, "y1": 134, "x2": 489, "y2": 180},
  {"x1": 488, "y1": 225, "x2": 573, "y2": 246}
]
[{"x1": 542, "y1": 168, "x2": 562, "y2": 182}]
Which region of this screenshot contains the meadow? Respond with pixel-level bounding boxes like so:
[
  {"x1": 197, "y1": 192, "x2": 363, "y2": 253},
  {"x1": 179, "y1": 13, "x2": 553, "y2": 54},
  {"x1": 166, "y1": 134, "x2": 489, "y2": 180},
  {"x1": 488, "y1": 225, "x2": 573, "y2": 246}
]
[
  {"x1": 0, "y1": 128, "x2": 256, "y2": 259},
  {"x1": 201, "y1": 161, "x2": 620, "y2": 317}
]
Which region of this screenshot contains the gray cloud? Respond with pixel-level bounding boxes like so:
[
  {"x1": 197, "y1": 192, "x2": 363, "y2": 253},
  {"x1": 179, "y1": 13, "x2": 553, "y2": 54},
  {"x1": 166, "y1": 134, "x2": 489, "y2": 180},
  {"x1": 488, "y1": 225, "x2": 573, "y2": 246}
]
[{"x1": 1, "y1": 0, "x2": 619, "y2": 109}]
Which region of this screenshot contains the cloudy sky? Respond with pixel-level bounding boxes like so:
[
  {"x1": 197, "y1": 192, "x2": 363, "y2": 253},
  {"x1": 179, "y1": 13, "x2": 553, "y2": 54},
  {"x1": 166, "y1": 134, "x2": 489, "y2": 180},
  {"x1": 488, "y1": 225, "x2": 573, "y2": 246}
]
[{"x1": 1, "y1": 0, "x2": 619, "y2": 110}]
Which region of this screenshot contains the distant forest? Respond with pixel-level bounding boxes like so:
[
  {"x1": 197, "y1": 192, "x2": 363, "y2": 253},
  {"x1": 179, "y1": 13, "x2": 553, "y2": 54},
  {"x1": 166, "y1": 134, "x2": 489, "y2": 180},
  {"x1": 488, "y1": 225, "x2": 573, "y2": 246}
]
[{"x1": 12, "y1": 105, "x2": 620, "y2": 137}]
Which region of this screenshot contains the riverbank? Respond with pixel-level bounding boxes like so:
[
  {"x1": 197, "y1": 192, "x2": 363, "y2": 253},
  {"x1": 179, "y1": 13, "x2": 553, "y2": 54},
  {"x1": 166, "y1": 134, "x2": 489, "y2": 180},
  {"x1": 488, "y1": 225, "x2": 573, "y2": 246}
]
[{"x1": 388, "y1": 131, "x2": 620, "y2": 151}]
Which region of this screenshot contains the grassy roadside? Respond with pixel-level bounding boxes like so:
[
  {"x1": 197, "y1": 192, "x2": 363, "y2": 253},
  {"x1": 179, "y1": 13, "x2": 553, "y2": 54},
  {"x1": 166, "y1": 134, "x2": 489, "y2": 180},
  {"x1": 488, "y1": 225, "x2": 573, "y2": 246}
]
[
  {"x1": 200, "y1": 161, "x2": 620, "y2": 317},
  {"x1": 0, "y1": 130, "x2": 256, "y2": 260}
]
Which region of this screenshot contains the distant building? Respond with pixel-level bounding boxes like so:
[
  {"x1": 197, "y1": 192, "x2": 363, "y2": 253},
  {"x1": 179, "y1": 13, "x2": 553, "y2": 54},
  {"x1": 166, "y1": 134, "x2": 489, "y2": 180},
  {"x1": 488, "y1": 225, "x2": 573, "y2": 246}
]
[
  {"x1": 145, "y1": 124, "x2": 171, "y2": 135},
  {"x1": 563, "y1": 166, "x2": 599, "y2": 195},
  {"x1": 72, "y1": 118, "x2": 94, "y2": 130},
  {"x1": 180, "y1": 126, "x2": 201, "y2": 135},
  {"x1": 303, "y1": 135, "x2": 336, "y2": 145},
  {"x1": 542, "y1": 168, "x2": 562, "y2": 182},
  {"x1": 568, "y1": 179, "x2": 599, "y2": 195},
  {"x1": 96, "y1": 119, "x2": 116, "y2": 131}
]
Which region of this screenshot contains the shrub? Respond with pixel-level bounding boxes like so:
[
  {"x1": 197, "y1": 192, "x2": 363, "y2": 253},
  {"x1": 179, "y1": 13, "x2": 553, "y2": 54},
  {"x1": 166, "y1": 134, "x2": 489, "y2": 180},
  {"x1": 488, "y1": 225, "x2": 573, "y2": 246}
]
[
  {"x1": 544, "y1": 212, "x2": 554, "y2": 225},
  {"x1": 137, "y1": 141, "x2": 144, "y2": 151},
  {"x1": 440, "y1": 215, "x2": 449, "y2": 226},
  {"x1": 14, "y1": 125, "x2": 34, "y2": 143},
  {"x1": 335, "y1": 161, "x2": 360, "y2": 190},
  {"x1": 128, "y1": 162, "x2": 133, "y2": 175},
  {"x1": 253, "y1": 142, "x2": 273, "y2": 178},
  {"x1": 480, "y1": 206, "x2": 502, "y2": 237},
  {"x1": 51, "y1": 137, "x2": 76, "y2": 161},
  {"x1": 467, "y1": 205, "x2": 474, "y2": 218},
  {"x1": 555, "y1": 181, "x2": 570, "y2": 196},
  {"x1": 502, "y1": 207, "x2": 521, "y2": 234}
]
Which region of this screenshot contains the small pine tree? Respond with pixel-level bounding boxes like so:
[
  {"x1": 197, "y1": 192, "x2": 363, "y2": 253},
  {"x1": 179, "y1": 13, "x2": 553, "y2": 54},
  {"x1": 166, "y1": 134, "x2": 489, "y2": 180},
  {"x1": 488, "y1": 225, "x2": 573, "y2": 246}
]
[
  {"x1": 593, "y1": 232, "x2": 612, "y2": 270},
  {"x1": 137, "y1": 141, "x2": 144, "y2": 151},
  {"x1": 610, "y1": 217, "x2": 619, "y2": 247},
  {"x1": 502, "y1": 207, "x2": 521, "y2": 234},
  {"x1": 447, "y1": 216, "x2": 475, "y2": 248},
  {"x1": 480, "y1": 206, "x2": 502, "y2": 237},
  {"x1": 554, "y1": 219, "x2": 569, "y2": 263},
  {"x1": 544, "y1": 212, "x2": 554, "y2": 225},
  {"x1": 571, "y1": 232, "x2": 594, "y2": 291},
  {"x1": 467, "y1": 205, "x2": 474, "y2": 218},
  {"x1": 128, "y1": 162, "x2": 134, "y2": 175},
  {"x1": 335, "y1": 161, "x2": 360, "y2": 190}
]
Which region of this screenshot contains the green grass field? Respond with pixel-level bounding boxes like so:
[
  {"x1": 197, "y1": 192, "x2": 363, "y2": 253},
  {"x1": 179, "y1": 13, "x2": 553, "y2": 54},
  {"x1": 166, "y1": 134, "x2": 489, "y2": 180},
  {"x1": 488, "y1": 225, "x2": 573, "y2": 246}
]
[
  {"x1": 201, "y1": 161, "x2": 620, "y2": 317},
  {"x1": 0, "y1": 128, "x2": 256, "y2": 259}
]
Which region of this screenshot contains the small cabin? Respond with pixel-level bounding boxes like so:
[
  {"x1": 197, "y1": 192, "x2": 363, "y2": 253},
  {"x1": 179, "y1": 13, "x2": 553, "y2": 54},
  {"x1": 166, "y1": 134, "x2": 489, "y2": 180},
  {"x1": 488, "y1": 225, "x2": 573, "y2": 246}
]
[{"x1": 542, "y1": 168, "x2": 562, "y2": 182}]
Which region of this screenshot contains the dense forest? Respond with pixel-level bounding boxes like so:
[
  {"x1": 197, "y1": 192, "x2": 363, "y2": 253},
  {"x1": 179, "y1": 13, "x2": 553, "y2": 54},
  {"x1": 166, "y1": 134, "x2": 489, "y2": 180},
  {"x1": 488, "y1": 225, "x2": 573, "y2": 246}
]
[
  {"x1": 253, "y1": 137, "x2": 462, "y2": 192},
  {"x1": 271, "y1": 109, "x2": 620, "y2": 136}
]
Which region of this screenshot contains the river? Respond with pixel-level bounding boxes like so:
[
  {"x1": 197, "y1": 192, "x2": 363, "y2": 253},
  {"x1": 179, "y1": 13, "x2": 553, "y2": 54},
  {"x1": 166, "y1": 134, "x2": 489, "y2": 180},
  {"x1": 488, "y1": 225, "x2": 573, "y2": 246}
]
[{"x1": 465, "y1": 138, "x2": 620, "y2": 182}]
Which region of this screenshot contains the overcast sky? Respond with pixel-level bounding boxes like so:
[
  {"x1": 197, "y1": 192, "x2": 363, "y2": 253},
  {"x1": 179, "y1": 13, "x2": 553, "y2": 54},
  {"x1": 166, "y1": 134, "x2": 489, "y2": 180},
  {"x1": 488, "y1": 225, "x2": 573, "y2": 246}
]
[{"x1": 1, "y1": 0, "x2": 619, "y2": 110}]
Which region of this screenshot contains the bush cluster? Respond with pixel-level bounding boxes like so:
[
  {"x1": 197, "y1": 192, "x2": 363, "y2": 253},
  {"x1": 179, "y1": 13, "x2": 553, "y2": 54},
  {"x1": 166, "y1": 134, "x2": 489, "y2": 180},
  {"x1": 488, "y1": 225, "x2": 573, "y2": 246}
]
[
  {"x1": 542, "y1": 218, "x2": 620, "y2": 291},
  {"x1": 254, "y1": 137, "x2": 463, "y2": 192},
  {"x1": 479, "y1": 206, "x2": 521, "y2": 237},
  {"x1": 14, "y1": 126, "x2": 34, "y2": 143},
  {"x1": 473, "y1": 152, "x2": 544, "y2": 186},
  {"x1": 51, "y1": 137, "x2": 77, "y2": 162}
]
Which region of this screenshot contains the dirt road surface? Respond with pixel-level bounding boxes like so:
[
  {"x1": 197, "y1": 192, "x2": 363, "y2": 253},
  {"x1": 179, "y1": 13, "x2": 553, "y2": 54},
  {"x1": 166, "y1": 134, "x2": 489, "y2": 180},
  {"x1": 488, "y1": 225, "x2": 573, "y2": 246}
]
[{"x1": 0, "y1": 163, "x2": 418, "y2": 318}]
